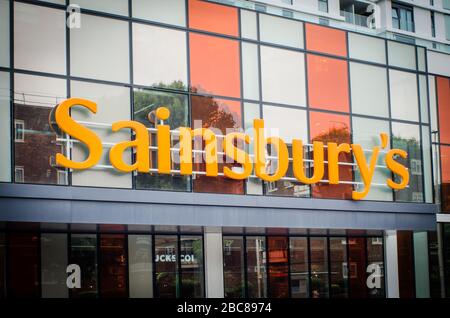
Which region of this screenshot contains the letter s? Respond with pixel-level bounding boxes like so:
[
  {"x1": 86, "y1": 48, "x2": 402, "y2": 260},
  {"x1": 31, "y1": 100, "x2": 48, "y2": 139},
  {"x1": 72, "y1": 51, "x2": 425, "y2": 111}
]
[
  {"x1": 55, "y1": 98, "x2": 102, "y2": 169},
  {"x1": 385, "y1": 149, "x2": 409, "y2": 190}
]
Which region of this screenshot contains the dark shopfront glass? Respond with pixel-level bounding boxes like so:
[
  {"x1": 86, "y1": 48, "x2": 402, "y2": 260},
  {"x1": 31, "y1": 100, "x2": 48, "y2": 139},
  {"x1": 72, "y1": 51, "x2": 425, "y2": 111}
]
[
  {"x1": 267, "y1": 237, "x2": 289, "y2": 298},
  {"x1": 70, "y1": 234, "x2": 98, "y2": 298},
  {"x1": 99, "y1": 234, "x2": 128, "y2": 297},
  {"x1": 223, "y1": 237, "x2": 245, "y2": 298}
]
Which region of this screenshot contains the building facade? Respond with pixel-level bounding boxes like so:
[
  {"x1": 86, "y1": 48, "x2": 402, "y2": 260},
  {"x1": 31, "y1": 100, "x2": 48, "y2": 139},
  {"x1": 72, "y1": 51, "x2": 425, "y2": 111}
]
[{"x1": 0, "y1": 0, "x2": 449, "y2": 298}]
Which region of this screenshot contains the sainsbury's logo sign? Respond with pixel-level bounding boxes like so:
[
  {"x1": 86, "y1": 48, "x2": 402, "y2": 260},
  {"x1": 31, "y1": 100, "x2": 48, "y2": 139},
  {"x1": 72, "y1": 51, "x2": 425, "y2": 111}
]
[{"x1": 52, "y1": 98, "x2": 409, "y2": 200}]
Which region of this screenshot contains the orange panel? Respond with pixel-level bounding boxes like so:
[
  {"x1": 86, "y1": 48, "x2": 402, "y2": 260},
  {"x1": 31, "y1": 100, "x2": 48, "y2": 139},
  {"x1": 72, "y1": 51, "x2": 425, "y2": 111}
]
[
  {"x1": 307, "y1": 54, "x2": 349, "y2": 112},
  {"x1": 440, "y1": 145, "x2": 450, "y2": 212},
  {"x1": 305, "y1": 23, "x2": 347, "y2": 57},
  {"x1": 188, "y1": 0, "x2": 239, "y2": 37},
  {"x1": 189, "y1": 33, "x2": 241, "y2": 98},
  {"x1": 309, "y1": 111, "x2": 352, "y2": 200},
  {"x1": 437, "y1": 76, "x2": 450, "y2": 144}
]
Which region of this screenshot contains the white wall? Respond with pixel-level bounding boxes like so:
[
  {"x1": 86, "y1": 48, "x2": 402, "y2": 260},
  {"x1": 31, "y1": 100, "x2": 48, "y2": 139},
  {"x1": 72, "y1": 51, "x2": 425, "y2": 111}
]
[
  {"x1": 204, "y1": 227, "x2": 224, "y2": 298},
  {"x1": 428, "y1": 49, "x2": 450, "y2": 76}
]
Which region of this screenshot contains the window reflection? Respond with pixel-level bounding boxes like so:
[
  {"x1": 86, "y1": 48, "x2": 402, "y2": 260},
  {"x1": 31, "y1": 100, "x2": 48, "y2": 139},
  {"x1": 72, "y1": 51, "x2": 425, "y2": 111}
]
[
  {"x1": 246, "y1": 237, "x2": 267, "y2": 298},
  {"x1": 128, "y1": 235, "x2": 153, "y2": 298},
  {"x1": 99, "y1": 234, "x2": 127, "y2": 298},
  {"x1": 180, "y1": 236, "x2": 204, "y2": 298},
  {"x1": 397, "y1": 231, "x2": 415, "y2": 298},
  {"x1": 267, "y1": 237, "x2": 289, "y2": 298},
  {"x1": 309, "y1": 237, "x2": 329, "y2": 298},
  {"x1": 223, "y1": 237, "x2": 245, "y2": 298},
  {"x1": 367, "y1": 237, "x2": 385, "y2": 298},
  {"x1": 290, "y1": 237, "x2": 309, "y2": 298},
  {"x1": 348, "y1": 237, "x2": 367, "y2": 297},
  {"x1": 329, "y1": 237, "x2": 348, "y2": 298},
  {"x1": 154, "y1": 235, "x2": 179, "y2": 298},
  {"x1": 70, "y1": 234, "x2": 98, "y2": 298},
  {"x1": 41, "y1": 233, "x2": 68, "y2": 298}
]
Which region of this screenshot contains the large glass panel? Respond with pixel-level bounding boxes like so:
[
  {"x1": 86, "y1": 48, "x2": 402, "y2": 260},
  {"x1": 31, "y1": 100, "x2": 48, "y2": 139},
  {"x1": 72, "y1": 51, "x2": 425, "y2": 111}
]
[
  {"x1": 180, "y1": 236, "x2": 204, "y2": 298},
  {"x1": 70, "y1": 234, "x2": 98, "y2": 298},
  {"x1": 309, "y1": 237, "x2": 329, "y2": 298},
  {"x1": 437, "y1": 76, "x2": 450, "y2": 144},
  {"x1": 290, "y1": 237, "x2": 309, "y2": 298},
  {"x1": 259, "y1": 14, "x2": 303, "y2": 48},
  {"x1": 348, "y1": 237, "x2": 367, "y2": 297},
  {"x1": 389, "y1": 69, "x2": 419, "y2": 122},
  {"x1": 307, "y1": 55, "x2": 349, "y2": 113},
  {"x1": 244, "y1": 102, "x2": 262, "y2": 195},
  {"x1": 246, "y1": 236, "x2": 267, "y2": 298},
  {"x1": 241, "y1": 42, "x2": 260, "y2": 101},
  {"x1": 189, "y1": 33, "x2": 240, "y2": 98},
  {"x1": 427, "y1": 231, "x2": 441, "y2": 298},
  {"x1": 260, "y1": 46, "x2": 306, "y2": 106},
  {"x1": 191, "y1": 96, "x2": 244, "y2": 194},
  {"x1": 422, "y1": 127, "x2": 433, "y2": 203},
  {"x1": 155, "y1": 235, "x2": 179, "y2": 298},
  {"x1": 7, "y1": 233, "x2": 40, "y2": 298},
  {"x1": 387, "y1": 41, "x2": 416, "y2": 70},
  {"x1": 71, "y1": 81, "x2": 132, "y2": 188},
  {"x1": 99, "y1": 234, "x2": 127, "y2": 298},
  {"x1": 441, "y1": 145, "x2": 450, "y2": 212},
  {"x1": 348, "y1": 33, "x2": 386, "y2": 64},
  {"x1": 240, "y1": 10, "x2": 257, "y2": 40},
  {"x1": 0, "y1": 0, "x2": 9, "y2": 67},
  {"x1": 14, "y1": 74, "x2": 68, "y2": 185},
  {"x1": 305, "y1": 23, "x2": 347, "y2": 57},
  {"x1": 14, "y1": 2, "x2": 66, "y2": 74},
  {"x1": 72, "y1": 0, "x2": 128, "y2": 16},
  {"x1": 352, "y1": 117, "x2": 393, "y2": 201},
  {"x1": 417, "y1": 47, "x2": 426, "y2": 72},
  {"x1": 71, "y1": 14, "x2": 129, "y2": 83},
  {"x1": 392, "y1": 122, "x2": 423, "y2": 202},
  {"x1": 128, "y1": 235, "x2": 153, "y2": 298},
  {"x1": 267, "y1": 237, "x2": 289, "y2": 298},
  {"x1": 134, "y1": 88, "x2": 190, "y2": 191},
  {"x1": 397, "y1": 230, "x2": 415, "y2": 298},
  {"x1": 367, "y1": 237, "x2": 385, "y2": 298},
  {"x1": 133, "y1": 24, "x2": 187, "y2": 90},
  {"x1": 41, "y1": 233, "x2": 68, "y2": 298},
  {"x1": 419, "y1": 75, "x2": 429, "y2": 123},
  {"x1": 329, "y1": 237, "x2": 348, "y2": 298},
  {"x1": 188, "y1": 0, "x2": 238, "y2": 37},
  {"x1": 263, "y1": 105, "x2": 309, "y2": 198},
  {"x1": 223, "y1": 236, "x2": 245, "y2": 298},
  {"x1": 429, "y1": 75, "x2": 439, "y2": 143},
  {"x1": 133, "y1": 0, "x2": 185, "y2": 26},
  {"x1": 350, "y1": 62, "x2": 389, "y2": 118},
  {"x1": 413, "y1": 232, "x2": 430, "y2": 298},
  {"x1": 310, "y1": 111, "x2": 352, "y2": 199},
  {"x1": 0, "y1": 72, "x2": 10, "y2": 182}
]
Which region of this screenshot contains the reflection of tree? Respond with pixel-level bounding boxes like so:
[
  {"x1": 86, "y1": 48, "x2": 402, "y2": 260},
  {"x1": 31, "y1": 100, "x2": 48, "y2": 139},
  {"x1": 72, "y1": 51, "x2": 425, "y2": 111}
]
[
  {"x1": 191, "y1": 95, "x2": 238, "y2": 131},
  {"x1": 312, "y1": 126, "x2": 351, "y2": 144}
]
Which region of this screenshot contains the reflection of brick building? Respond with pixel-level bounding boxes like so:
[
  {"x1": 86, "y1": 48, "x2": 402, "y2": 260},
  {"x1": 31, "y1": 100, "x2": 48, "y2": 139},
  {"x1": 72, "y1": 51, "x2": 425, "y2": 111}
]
[{"x1": 14, "y1": 104, "x2": 65, "y2": 185}]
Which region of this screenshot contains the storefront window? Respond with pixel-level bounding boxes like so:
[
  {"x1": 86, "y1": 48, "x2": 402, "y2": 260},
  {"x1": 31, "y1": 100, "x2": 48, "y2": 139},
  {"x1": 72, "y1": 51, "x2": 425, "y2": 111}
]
[
  {"x1": 99, "y1": 234, "x2": 127, "y2": 298},
  {"x1": 70, "y1": 234, "x2": 98, "y2": 298},
  {"x1": 367, "y1": 237, "x2": 385, "y2": 298},
  {"x1": 128, "y1": 235, "x2": 153, "y2": 298},
  {"x1": 310, "y1": 237, "x2": 329, "y2": 298},
  {"x1": 246, "y1": 236, "x2": 267, "y2": 298},
  {"x1": 290, "y1": 237, "x2": 309, "y2": 298},
  {"x1": 397, "y1": 231, "x2": 415, "y2": 298},
  {"x1": 180, "y1": 236, "x2": 204, "y2": 298},
  {"x1": 154, "y1": 235, "x2": 179, "y2": 298},
  {"x1": 329, "y1": 237, "x2": 348, "y2": 298},
  {"x1": 41, "y1": 233, "x2": 68, "y2": 298},
  {"x1": 267, "y1": 237, "x2": 289, "y2": 298},
  {"x1": 223, "y1": 237, "x2": 245, "y2": 298}
]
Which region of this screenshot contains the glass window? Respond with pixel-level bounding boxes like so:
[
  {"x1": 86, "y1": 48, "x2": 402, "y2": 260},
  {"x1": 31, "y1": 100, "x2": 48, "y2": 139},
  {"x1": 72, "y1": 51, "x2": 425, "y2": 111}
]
[
  {"x1": 307, "y1": 55, "x2": 349, "y2": 113},
  {"x1": 290, "y1": 237, "x2": 309, "y2": 298},
  {"x1": 128, "y1": 235, "x2": 153, "y2": 298},
  {"x1": 244, "y1": 103, "x2": 262, "y2": 195},
  {"x1": 310, "y1": 111, "x2": 352, "y2": 200},
  {"x1": 318, "y1": 0, "x2": 329, "y2": 12},
  {"x1": 445, "y1": 14, "x2": 450, "y2": 41},
  {"x1": 260, "y1": 46, "x2": 306, "y2": 106},
  {"x1": 242, "y1": 42, "x2": 260, "y2": 101},
  {"x1": 389, "y1": 69, "x2": 419, "y2": 122},
  {"x1": 413, "y1": 232, "x2": 430, "y2": 298},
  {"x1": 422, "y1": 127, "x2": 433, "y2": 204},
  {"x1": 0, "y1": 0, "x2": 9, "y2": 67},
  {"x1": 259, "y1": 14, "x2": 304, "y2": 49},
  {"x1": 427, "y1": 231, "x2": 441, "y2": 298},
  {"x1": 417, "y1": 47, "x2": 426, "y2": 72},
  {"x1": 99, "y1": 234, "x2": 127, "y2": 298},
  {"x1": 348, "y1": 33, "x2": 386, "y2": 64},
  {"x1": 437, "y1": 77, "x2": 450, "y2": 144},
  {"x1": 429, "y1": 75, "x2": 438, "y2": 142},
  {"x1": 367, "y1": 237, "x2": 385, "y2": 298},
  {"x1": 14, "y1": 2, "x2": 66, "y2": 74},
  {"x1": 7, "y1": 233, "x2": 40, "y2": 298},
  {"x1": 0, "y1": 72, "x2": 10, "y2": 182},
  {"x1": 70, "y1": 234, "x2": 98, "y2": 298},
  {"x1": 397, "y1": 231, "x2": 415, "y2": 298},
  {"x1": 352, "y1": 117, "x2": 393, "y2": 201},
  {"x1": 134, "y1": 88, "x2": 190, "y2": 191},
  {"x1": 387, "y1": 41, "x2": 416, "y2": 70},
  {"x1": 188, "y1": 0, "x2": 238, "y2": 36},
  {"x1": 14, "y1": 74, "x2": 68, "y2": 185},
  {"x1": 267, "y1": 237, "x2": 289, "y2": 298},
  {"x1": 348, "y1": 237, "x2": 367, "y2": 297},
  {"x1": 133, "y1": 0, "x2": 185, "y2": 26},
  {"x1": 71, "y1": 14, "x2": 129, "y2": 83},
  {"x1": 350, "y1": 62, "x2": 389, "y2": 118},
  {"x1": 441, "y1": 145, "x2": 450, "y2": 212},
  {"x1": 223, "y1": 237, "x2": 245, "y2": 298},
  {"x1": 41, "y1": 233, "x2": 68, "y2": 298},
  {"x1": 133, "y1": 23, "x2": 187, "y2": 90},
  {"x1": 246, "y1": 236, "x2": 267, "y2": 298},
  {"x1": 191, "y1": 96, "x2": 244, "y2": 194},
  {"x1": 240, "y1": 10, "x2": 257, "y2": 40},
  {"x1": 392, "y1": 122, "x2": 423, "y2": 202},
  {"x1": 305, "y1": 23, "x2": 347, "y2": 57},
  {"x1": 73, "y1": 0, "x2": 128, "y2": 16},
  {"x1": 391, "y1": 3, "x2": 414, "y2": 32},
  {"x1": 154, "y1": 235, "x2": 179, "y2": 298},
  {"x1": 419, "y1": 75, "x2": 429, "y2": 123},
  {"x1": 189, "y1": 33, "x2": 240, "y2": 98},
  {"x1": 180, "y1": 236, "x2": 204, "y2": 298},
  {"x1": 71, "y1": 81, "x2": 132, "y2": 188},
  {"x1": 310, "y1": 237, "x2": 329, "y2": 298},
  {"x1": 329, "y1": 237, "x2": 348, "y2": 298}
]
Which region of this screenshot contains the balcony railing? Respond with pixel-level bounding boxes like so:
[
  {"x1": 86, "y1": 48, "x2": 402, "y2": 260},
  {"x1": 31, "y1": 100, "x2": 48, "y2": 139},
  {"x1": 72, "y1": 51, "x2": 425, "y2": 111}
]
[{"x1": 340, "y1": 10, "x2": 369, "y2": 28}]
